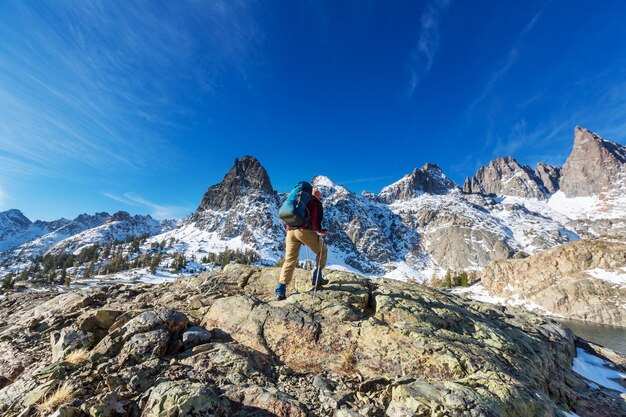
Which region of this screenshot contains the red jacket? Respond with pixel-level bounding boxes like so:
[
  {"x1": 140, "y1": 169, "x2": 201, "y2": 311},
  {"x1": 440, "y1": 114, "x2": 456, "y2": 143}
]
[
  {"x1": 307, "y1": 197, "x2": 323, "y2": 232},
  {"x1": 286, "y1": 197, "x2": 323, "y2": 232}
]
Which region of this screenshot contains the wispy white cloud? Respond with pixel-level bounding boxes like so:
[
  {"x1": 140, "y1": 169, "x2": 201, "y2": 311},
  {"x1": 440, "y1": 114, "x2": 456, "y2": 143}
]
[
  {"x1": 501, "y1": 75, "x2": 626, "y2": 169},
  {"x1": 584, "y1": 80, "x2": 626, "y2": 142},
  {"x1": 492, "y1": 118, "x2": 574, "y2": 165},
  {"x1": 468, "y1": 10, "x2": 543, "y2": 111},
  {"x1": 0, "y1": 184, "x2": 5, "y2": 210},
  {"x1": 407, "y1": 0, "x2": 451, "y2": 96},
  {"x1": 0, "y1": 1, "x2": 264, "y2": 181},
  {"x1": 103, "y1": 192, "x2": 191, "y2": 220}
]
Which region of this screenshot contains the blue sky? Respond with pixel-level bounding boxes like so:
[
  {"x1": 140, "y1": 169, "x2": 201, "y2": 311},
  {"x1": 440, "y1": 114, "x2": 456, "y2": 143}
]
[{"x1": 1, "y1": 0, "x2": 625, "y2": 221}]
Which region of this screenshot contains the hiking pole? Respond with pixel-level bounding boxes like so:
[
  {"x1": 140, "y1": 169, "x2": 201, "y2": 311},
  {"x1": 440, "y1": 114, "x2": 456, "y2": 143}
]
[
  {"x1": 302, "y1": 246, "x2": 313, "y2": 294},
  {"x1": 312, "y1": 237, "x2": 325, "y2": 300}
]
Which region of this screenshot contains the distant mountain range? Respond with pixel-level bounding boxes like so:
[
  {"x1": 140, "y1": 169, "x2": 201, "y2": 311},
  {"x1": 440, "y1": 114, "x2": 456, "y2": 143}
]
[
  {"x1": 0, "y1": 210, "x2": 175, "y2": 263},
  {"x1": 1, "y1": 126, "x2": 624, "y2": 281}
]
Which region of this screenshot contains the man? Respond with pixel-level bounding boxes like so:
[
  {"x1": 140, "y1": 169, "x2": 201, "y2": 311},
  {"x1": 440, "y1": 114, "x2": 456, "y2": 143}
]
[{"x1": 275, "y1": 188, "x2": 328, "y2": 301}]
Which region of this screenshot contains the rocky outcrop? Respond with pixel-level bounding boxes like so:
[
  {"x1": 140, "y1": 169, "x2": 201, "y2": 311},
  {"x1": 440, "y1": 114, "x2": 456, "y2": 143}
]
[
  {"x1": 1, "y1": 265, "x2": 624, "y2": 416},
  {"x1": 535, "y1": 163, "x2": 561, "y2": 194},
  {"x1": 560, "y1": 127, "x2": 626, "y2": 197},
  {"x1": 378, "y1": 163, "x2": 458, "y2": 203},
  {"x1": 464, "y1": 157, "x2": 548, "y2": 199},
  {"x1": 481, "y1": 239, "x2": 626, "y2": 327}
]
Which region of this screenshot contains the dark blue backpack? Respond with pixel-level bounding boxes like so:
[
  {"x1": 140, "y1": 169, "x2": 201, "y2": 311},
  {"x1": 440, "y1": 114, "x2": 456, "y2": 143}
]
[{"x1": 279, "y1": 181, "x2": 313, "y2": 227}]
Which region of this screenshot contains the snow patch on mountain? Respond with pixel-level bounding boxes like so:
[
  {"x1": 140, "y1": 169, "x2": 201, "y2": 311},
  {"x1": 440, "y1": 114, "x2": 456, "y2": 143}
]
[
  {"x1": 548, "y1": 184, "x2": 626, "y2": 221},
  {"x1": 150, "y1": 223, "x2": 254, "y2": 261},
  {"x1": 451, "y1": 284, "x2": 560, "y2": 316},
  {"x1": 572, "y1": 348, "x2": 626, "y2": 393},
  {"x1": 586, "y1": 268, "x2": 626, "y2": 287}
]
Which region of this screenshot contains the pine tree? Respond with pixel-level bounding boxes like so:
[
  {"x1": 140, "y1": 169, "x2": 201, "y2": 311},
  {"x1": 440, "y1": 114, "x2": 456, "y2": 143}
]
[
  {"x1": 103, "y1": 243, "x2": 112, "y2": 259},
  {"x1": 83, "y1": 261, "x2": 95, "y2": 279},
  {"x1": 17, "y1": 269, "x2": 29, "y2": 282},
  {"x1": 150, "y1": 253, "x2": 162, "y2": 274},
  {"x1": 170, "y1": 253, "x2": 187, "y2": 272},
  {"x1": 460, "y1": 271, "x2": 469, "y2": 287},
  {"x1": 429, "y1": 273, "x2": 439, "y2": 288},
  {"x1": 1, "y1": 272, "x2": 15, "y2": 289},
  {"x1": 444, "y1": 270, "x2": 452, "y2": 288}
]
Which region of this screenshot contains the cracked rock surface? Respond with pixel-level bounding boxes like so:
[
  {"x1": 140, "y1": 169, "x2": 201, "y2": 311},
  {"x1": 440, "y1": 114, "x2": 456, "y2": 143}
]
[{"x1": 0, "y1": 264, "x2": 624, "y2": 416}]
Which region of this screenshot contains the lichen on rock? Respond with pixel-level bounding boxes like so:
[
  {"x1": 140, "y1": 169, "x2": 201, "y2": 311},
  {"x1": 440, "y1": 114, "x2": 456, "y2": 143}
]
[{"x1": 0, "y1": 265, "x2": 623, "y2": 416}]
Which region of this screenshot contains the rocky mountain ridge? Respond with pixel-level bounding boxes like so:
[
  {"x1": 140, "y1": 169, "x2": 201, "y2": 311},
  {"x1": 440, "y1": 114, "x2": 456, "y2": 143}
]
[
  {"x1": 0, "y1": 211, "x2": 173, "y2": 263},
  {"x1": 463, "y1": 156, "x2": 550, "y2": 200},
  {"x1": 0, "y1": 126, "x2": 624, "y2": 283},
  {"x1": 0, "y1": 265, "x2": 624, "y2": 416},
  {"x1": 163, "y1": 126, "x2": 625, "y2": 278},
  {"x1": 47, "y1": 213, "x2": 175, "y2": 256},
  {"x1": 0, "y1": 210, "x2": 70, "y2": 252}
]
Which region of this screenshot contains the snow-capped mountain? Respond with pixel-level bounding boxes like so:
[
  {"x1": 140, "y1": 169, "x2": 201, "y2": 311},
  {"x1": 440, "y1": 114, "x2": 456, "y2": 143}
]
[
  {"x1": 14, "y1": 212, "x2": 110, "y2": 258},
  {"x1": 0, "y1": 209, "x2": 70, "y2": 252},
  {"x1": 154, "y1": 156, "x2": 285, "y2": 261},
  {"x1": 0, "y1": 126, "x2": 623, "y2": 283},
  {"x1": 378, "y1": 163, "x2": 459, "y2": 203},
  {"x1": 47, "y1": 211, "x2": 175, "y2": 255},
  {"x1": 0, "y1": 211, "x2": 173, "y2": 264}
]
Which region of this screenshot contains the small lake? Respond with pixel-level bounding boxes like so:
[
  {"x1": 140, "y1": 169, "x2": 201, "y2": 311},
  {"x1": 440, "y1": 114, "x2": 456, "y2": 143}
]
[{"x1": 558, "y1": 319, "x2": 626, "y2": 357}]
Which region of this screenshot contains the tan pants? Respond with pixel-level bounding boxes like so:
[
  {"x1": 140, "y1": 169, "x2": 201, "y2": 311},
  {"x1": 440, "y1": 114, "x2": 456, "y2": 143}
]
[{"x1": 279, "y1": 229, "x2": 328, "y2": 285}]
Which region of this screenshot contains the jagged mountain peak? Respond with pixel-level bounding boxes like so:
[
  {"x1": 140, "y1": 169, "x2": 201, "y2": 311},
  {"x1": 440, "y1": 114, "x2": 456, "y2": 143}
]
[
  {"x1": 534, "y1": 163, "x2": 561, "y2": 194},
  {"x1": 572, "y1": 126, "x2": 626, "y2": 161},
  {"x1": 226, "y1": 156, "x2": 273, "y2": 193},
  {"x1": 311, "y1": 175, "x2": 337, "y2": 189},
  {"x1": 187, "y1": 156, "x2": 282, "y2": 246},
  {"x1": 418, "y1": 162, "x2": 442, "y2": 172},
  {"x1": 311, "y1": 176, "x2": 351, "y2": 200},
  {"x1": 464, "y1": 156, "x2": 548, "y2": 199},
  {"x1": 560, "y1": 127, "x2": 626, "y2": 197},
  {"x1": 193, "y1": 156, "x2": 275, "y2": 214},
  {"x1": 574, "y1": 126, "x2": 602, "y2": 144},
  {"x1": 105, "y1": 211, "x2": 133, "y2": 223},
  {"x1": 378, "y1": 163, "x2": 458, "y2": 203},
  {"x1": 489, "y1": 156, "x2": 524, "y2": 170},
  {"x1": 75, "y1": 212, "x2": 109, "y2": 222}
]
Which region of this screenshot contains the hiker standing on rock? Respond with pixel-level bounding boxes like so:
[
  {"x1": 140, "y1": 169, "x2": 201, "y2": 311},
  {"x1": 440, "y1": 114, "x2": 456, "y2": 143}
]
[{"x1": 275, "y1": 182, "x2": 328, "y2": 300}]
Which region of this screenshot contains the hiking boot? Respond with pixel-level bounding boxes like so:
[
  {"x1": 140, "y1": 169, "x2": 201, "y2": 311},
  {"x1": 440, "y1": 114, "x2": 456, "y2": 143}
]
[
  {"x1": 275, "y1": 283, "x2": 287, "y2": 301},
  {"x1": 311, "y1": 269, "x2": 329, "y2": 288}
]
